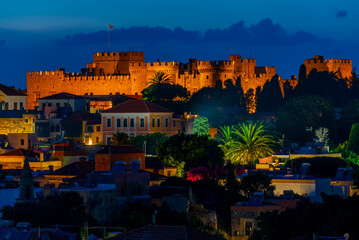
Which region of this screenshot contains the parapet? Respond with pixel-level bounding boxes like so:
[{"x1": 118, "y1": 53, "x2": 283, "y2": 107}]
[
  {"x1": 197, "y1": 60, "x2": 234, "y2": 67},
  {"x1": 94, "y1": 51, "x2": 144, "y2": 58},
  {"x1": 27, "y1": 70, "x2": 64, "y2": 76}
]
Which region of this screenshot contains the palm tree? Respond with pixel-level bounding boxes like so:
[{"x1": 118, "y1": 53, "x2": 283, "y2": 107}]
[
  {"x1": 147, "y1": 71, "x2": 172, "y2": 86},
  {"x1": 219, "y1": 121, "x2": 278, "y2": 165}
]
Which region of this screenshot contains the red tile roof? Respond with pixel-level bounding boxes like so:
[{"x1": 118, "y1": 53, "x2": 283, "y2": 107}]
[
  {"x1": 108, "y1": 225, "x2": 223, "y2": 240},
  {"x1": 102, "y1": 99, "x2": 172, "y2": 113},
  {"x1": 0, "y1": 84, "x2": 27, "y2": 96}
]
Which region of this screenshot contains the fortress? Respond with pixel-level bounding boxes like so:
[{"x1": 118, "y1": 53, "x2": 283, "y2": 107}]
[{"x1": 26, "y1": 52, "x2": 352, "y2": 110}]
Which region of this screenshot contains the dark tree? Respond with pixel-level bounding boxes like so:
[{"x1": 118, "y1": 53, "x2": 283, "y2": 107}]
[
  {"x1": 298, "y1": 64, "x2": 307, "y2": 83},
  {"x1": 256, "y1": 75, "x2": 283, "y2": 112},
  {"x1": 348, "y1": 123, "x2": 359, "y2": 155},
  {"x1": 276, "y1": 96, "x2": 336, "y2": 144},
  {"x1": 238, "y1": 171, "x2": 275, "y2": 198}
]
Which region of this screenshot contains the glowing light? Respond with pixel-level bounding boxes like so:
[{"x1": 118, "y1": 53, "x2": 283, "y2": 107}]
[{"x1": 88, "y1": 139, "x2": 93, "y2": 145}]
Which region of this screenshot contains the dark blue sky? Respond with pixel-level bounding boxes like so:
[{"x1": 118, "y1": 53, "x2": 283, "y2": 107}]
[{"x1": 0, "y1": 0, "x2": 357, "y2": 89}]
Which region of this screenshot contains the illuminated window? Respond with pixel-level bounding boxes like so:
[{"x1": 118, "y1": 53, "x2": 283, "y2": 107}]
[
  {"x1": 107, "y1": 118, "x2": 111, "y2": 128},
  {"x1": 140, "y1": 118, "x2": 144, "y2": 128},
  {"x1": 130, "y1": 118, "x2": 135, "y2": 128},
  {"x1": 116, "y1": 118, "x2": 121, "y2": 128},
  {"x1": 123, "y1": 118, "x2": 128, "y2": 128},
  {"x1": 157, "y1": 118, "x2": 160, "y2": 127}
]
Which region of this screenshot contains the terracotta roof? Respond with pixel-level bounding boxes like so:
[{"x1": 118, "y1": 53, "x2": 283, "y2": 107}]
[
  {"x1": 40, "y1": 92, "x2": 85, "y2": 100},
  {"x1": 0, "y1": 148, "x2": 38, "y2": 158},
  {"x1": 102, "y1": 99, "x2": 172, "y2": 113},
  {"x1": 61, "y1": 113, "x2": 101, "y2": 124},
  {"x1": 108, "y1": 225, "x2": 224, "y2": 240},
  {"x1": 96, "y1": 145, "x2": 144, "y2": 154},
  {"x1": 0, "y1": 84, "x2": 27, "y2": 96}
]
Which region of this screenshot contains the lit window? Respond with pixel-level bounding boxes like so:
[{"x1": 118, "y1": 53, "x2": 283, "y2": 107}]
[{"x1": 140, "y1": 118, "x2": 144, "y2": 128}]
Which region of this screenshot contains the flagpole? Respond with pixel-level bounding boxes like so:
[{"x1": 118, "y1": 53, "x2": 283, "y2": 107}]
[{"x1": 108, "y1": 22, "x2": 110, "y2": 53}]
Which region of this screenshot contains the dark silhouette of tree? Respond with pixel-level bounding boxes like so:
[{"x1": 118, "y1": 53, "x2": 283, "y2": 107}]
[
  {"x1": 298, "y1": 64, "x2": 307, "y2": 83},
  {"x1": 256, "y1": 75, "x2": 283, "y2": 112},
  {"x1": 111, "y1": 132, "x2": 131, "y2": 145},
  {"x1": 235, "y1": 77, "x2": 245, "y2": 107},
  {"x1": 348, "y1": 123, "x2": 359, "y2": 155},
  {"x1": 283, "y1": 81, "x2": 294, "y2": 101},
  {"x1": 238, "y1": 171, "x2": 275, "y2": 198}
]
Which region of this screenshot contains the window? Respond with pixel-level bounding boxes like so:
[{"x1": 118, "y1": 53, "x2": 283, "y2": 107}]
[
  {"x1": 87, "y1": 126, "x2": 94, "y2": 132},
  {"x1": 140, "y1": 118, "x2": 145, "y2": 128},
  {"x1": 107, "y1": 137, "x2": 112, "y2": 145},
  {"x1": 130, "y1": 118, "x2": 135, "y2": 128},
  {"x1": 20, "y1": 139, "x2": 24, "y2": 146},
  {"x1": 165, "y1": 118, "x2": 169, "y2": 128},
  {"x1": 25, "y1": 118, "x2": 29, "y2": 123},
  {"x1": 96, "y1": 126, "x2": 101, "y2": 132},
  {"x1": 42, "y1": 103, "x2": 46, "y2": 109},
  {"x1": 4, "y1": 103, "x2": 8, "y2": 110},
  {"x1": 173, "y1": 120, "x2": 176, "y2": 128},
  {"x1": 20, "y1": 102, "x2": 23, "y2": 109},
  {"x1": 64, "y1": 103, "x2": 67, "y2": 107},
  {"x1": 107, "y1": 118, "x2": 111, "y2": 128},
  {"x1": 206, "y1": 75, "x2": 209, "y2": 79},
  {"x1": 14, "y1": 102, "x2": 17, "y2": 110},
  {"x1": 48, "y1": 103, "x2": 52, "y2": 107},
  {"x1": 116, "y1": 118, "x2": 121, "y2": 128},
  {"x1": 152, "y1": 118, "x2": 155, "y2": 128},
  {"x1": 123, "y1": 118, "x2": 128, "y2": 127},
  {"x1": 56, "y1": 103, "x2": 60, "y2": 107},
  {"x1": 167, "y1": 171, "x2": 172, "y2": 177},
  {"x1": 96, "y1": 137, "x2": 99, "y2": 143},
  {"x1": 157, "y1": 118, "x2": 160, "y2": 127}
]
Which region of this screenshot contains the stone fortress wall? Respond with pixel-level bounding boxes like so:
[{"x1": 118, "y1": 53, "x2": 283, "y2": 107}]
[{"x1": 26, "y1": 52, "x2": 352, "y2": 110}]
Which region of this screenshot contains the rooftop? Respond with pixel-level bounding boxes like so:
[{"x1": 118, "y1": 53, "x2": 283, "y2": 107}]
[
  {"x1": 60, "y1": 112, "x2": 101, "y2": 124},
  {"x1": 102, "y1": 99, "x2": 172, "y2": 113},
  {"x1": 0, "y1": 84, "x2": 27, "y2": 96},
  {"x1": 40, "y1": 92, "x2": 85, "y2": 100}
]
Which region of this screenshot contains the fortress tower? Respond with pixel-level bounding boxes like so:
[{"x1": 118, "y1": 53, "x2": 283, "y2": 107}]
[
  {"x1": 27, "y1": 52, "x2": 280, "y2": 110},
  {"x1": 304, "y1": 55, "x2": 352, "y2": 79}
]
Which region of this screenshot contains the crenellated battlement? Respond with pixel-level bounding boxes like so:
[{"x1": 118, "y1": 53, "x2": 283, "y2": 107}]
[
  {"x1": 197, "y1": 60, "x2": 234, "y2": 67},
  {"x1": 27, "y1": 69, "x2": 64, "y2": 76},
  {"x1": 94, "y1": 51, "x2": 144, "y2": 58},
  {"x1": 327, "y1": 59, "x2": 352, "y2": 64},
  {"x1": 304, "y1": 56, "x2": 352, "y2": 79},
  {"x1": 64, "y1": 75, "x2": 130, "y2": 81},
  {"x1": 130, "y1": 61, "x2": 179, "y2": 67}
]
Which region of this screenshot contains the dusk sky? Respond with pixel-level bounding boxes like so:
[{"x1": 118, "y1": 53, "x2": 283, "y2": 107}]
[{"x1": 0, "y1": 0, "x2": 358, "y2": 89}]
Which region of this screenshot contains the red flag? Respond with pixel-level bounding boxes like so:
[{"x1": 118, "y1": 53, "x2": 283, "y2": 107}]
[{"x1": 109, "y1": 24, "x2": 114, "y2": 29}]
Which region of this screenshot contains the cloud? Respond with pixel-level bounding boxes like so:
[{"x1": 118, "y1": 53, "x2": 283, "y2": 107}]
[
  {"x1": 57, "y1": 18, "x2": 317, "y2": 47},
  {"x1": 336, "y1": 10, "x2": 348, "y2": 18}
]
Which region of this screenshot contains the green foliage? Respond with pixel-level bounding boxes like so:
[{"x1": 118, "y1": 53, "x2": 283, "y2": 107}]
[
  {"x1": 217, "y1": 121, "x2": 279, "y2": 165},
  {"x1": 142, "y1": 83, "x2": 189, "y2": 102},
  {"x1": 131, "y1": 132, "x2": 168, "y2": 155},
  {"x1": 238, "y1": 172, "x2": 275, "y2": 198},
  {"x1": 348, "y1": 123, "x2": 359, "y2": 154},
  {"x1": 147, "y1": 71, "x2": 172, "y2": 86},
  {"x1": 193, "y1": 116, "x2": 210, "y2": 136},
  {"x1": 111, "y1": 132, "x2": 131, "y2": 145},
  {"x1": 283, "y1": 157, "x2": 347, "y2": 178},
  {"x1": 276, "y1": 95, "x2": 336, "y2": 144},
  {"x1": 250, "y1": 194, "x2": 359, "y2": 240},
  {"x1": 157, "y1": 133, "x2": 224, "y2": 174}
]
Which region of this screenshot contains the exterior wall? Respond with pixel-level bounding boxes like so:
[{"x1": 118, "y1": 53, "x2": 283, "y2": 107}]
[
  {"x1": 95, "y1": 152, "x2": 146, "y2": 171},
  {"x1": 83, "y1": 123, "x2": 102, "y2": 145},
  {"x1": 7, "y1": 133, "x2": 37, "y2": 149},
  {"x1": 149, "y1": 113, "x2": 181, "y2": 136},
  {"x1": 2, "y1": 96, "x2": 27, "y2": 110},
  {"x1": 0, "y1": 114, "x2": 37, "y2": 135},
  {"x1": 39, "y1": 98, "x2": 87, "y2": 112},
  {"x1": 26, "y1": 52, "x2": 280, "y2": 110},
  {"x1": 272, "y1": 178, "x2": 332, "y2": 202},
  {"x1": 0, "y1": 156, "x2": 61, "y2": 171}
]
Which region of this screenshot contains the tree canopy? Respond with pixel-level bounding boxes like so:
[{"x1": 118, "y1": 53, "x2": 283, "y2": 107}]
[{"x1": 192, "y1": 116, "x2": 210, "y2": 136}]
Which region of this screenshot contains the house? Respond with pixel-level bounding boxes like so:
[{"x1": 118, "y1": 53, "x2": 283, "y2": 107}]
[
  {"x1": 38, "y1": 92, "x2": 88, "y2": 113},
  {"x1": 85, "y1": 94, "x2": 132, "y2": 113},
  {"x1": 83, "y1": 122, "x2": 102, "y2": 145},
  {"x1": 231, "y1": 192, "x2": 298, "y2": 239},
  {"x1": 60, "y1": 112, "x2": 101, "y2": 142},
  {"x1": 95, "y1": 145, "x2": 146, "y2": 171},
  {"x1": 0, "y1": 148, "x2": 61, "y2": 171},
  {"x1": 7, "y1": 133, "x2": 37, "y2": 150},
  {"x1": 144, "y1": 160, "x2": 177, "y2": 177},
  {"x1": 0, "y1": 110, "x2": 38, "y2": 135},
  {"x1": 101, "y1": 99, "x2": 181, "y2": 144},
  {"x1": 0, "y1": 84, "x2": 27, "y2": 110}
]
